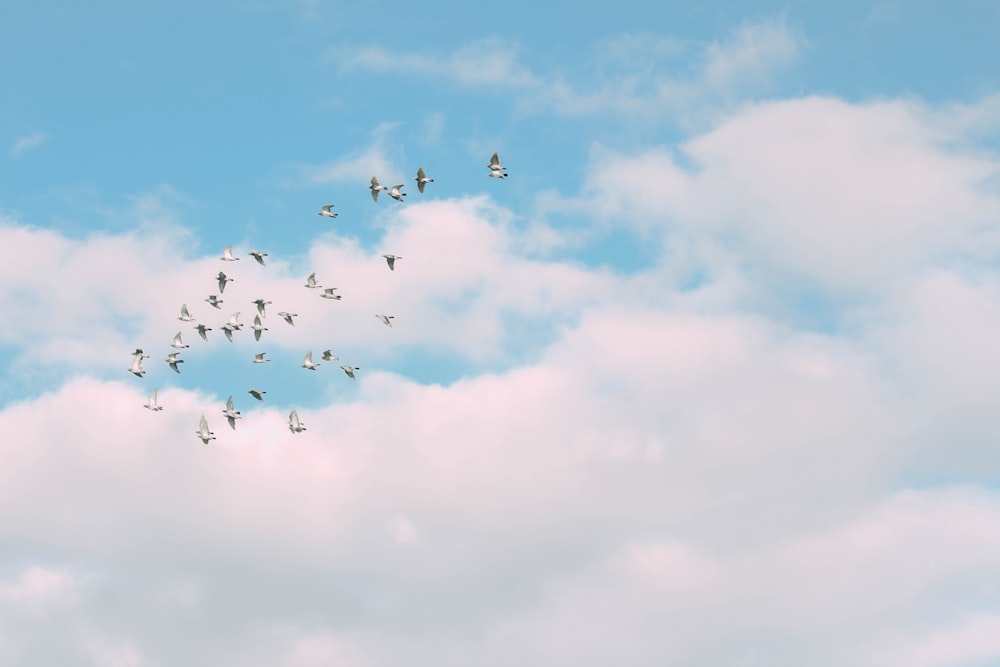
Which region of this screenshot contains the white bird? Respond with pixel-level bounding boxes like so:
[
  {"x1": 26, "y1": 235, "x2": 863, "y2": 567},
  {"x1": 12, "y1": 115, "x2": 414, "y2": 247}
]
[
  {"x1": 320, "y1": 287, "x2": 341, "y2": 300},
  {"x1": 249, "y1": 250, "x2": 268, "y2": 266},
  {"x1": 321, "y1": 350, "x2": 338, "y2": 361},
  {"x1": 278, "y1": 311, "x2": 298, "y2": 326},
  {"x1": 288, "y1": 410, "x2": 306, "y2": 433},
  {"x1": 226, "y1": 312, "x2": 244, "y2": 330},
  {"x1": 166, "y1": 352, "x2": 184, "y2": 373},
  {"x1": 388, "y1": 184, "x2": 407, "y2": 202},
  {"x1": 317, "y1": 204, "x2": 338, "y2": 218},
  {"x1": 376, "y1": 314, "x2": 395, "y2": 327},
  {"x1": 304, "y1": 272, "x2": 322, "y2": 289},
  {"x1": 302, "y1": 351, "x2": 320, "y2": 370},
  {"x1": 487, "y1": 151, "x2": 507, "y2": 172},
  {"x1": 414, "y1": 167, "x2": 434, "y2": 193},
  {"x1": 252, "y1": 314, "x2": 268, "y2": 341},
  {"x1": 248, "y1": 388, "x2": 266, "y2": 401},
  {"x1": 340, "y1": 364, "x2": 359, "y2": 379},
  {"x1": 221, "y1": 244, "x2": 240, "y2": 261},
  {"x1": 143, "y1": 389, "x2": 163, "y2": 411},
  {"x1": 382, "y1": 254, "x2": 402, "y2": 270},
  {"x1": 128, "y1": 349, "x2": 149, "y2": 377},
  {"x1": 217, "y1": 271, "x2": 233, "y2": 293},
  {"x1": 171, "y1": 331, "x2": 189, "y2": 349},
  {"x1": 369, "y1": 176, "x2": 387, "y2": 201},
  {"x1": 252, "y1": 352, "x2": 270, "y2": 364},
  {"x1": 252, "y1": 298, "x2": 272, "y2": 318},
  {"x1": 221, "y1": 324, "x2": 237, "y2": 342},
  {"x1": 178, "y1": 304, "x2": 195, "y2": 322},
  {"x1": 488, "y1": 170, "x2": 508, "y2": 179},
  {"x1": 205, "y1": 294, "x2": 223, "y2": 309},
  {"x1": 196, "y1": 415, "x2": 215, "y2": 444},
  {"x1": 194, "y1": 323, "x2": 211, "y2": 341},
  {"x1": 222, "y1": 395, "x2": 241, "y2": 430}
]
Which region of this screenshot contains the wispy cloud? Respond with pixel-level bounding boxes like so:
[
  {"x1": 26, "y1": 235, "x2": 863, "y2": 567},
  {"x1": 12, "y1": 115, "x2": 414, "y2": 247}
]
[{"x1": 10, "y1": 132, "x2": 48, "y2": 156}]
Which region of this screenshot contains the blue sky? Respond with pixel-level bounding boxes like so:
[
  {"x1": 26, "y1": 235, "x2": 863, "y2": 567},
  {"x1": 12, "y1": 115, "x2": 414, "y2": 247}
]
[{"x1": 3, "y1": 2, "x2": 1000, "y2": 665}]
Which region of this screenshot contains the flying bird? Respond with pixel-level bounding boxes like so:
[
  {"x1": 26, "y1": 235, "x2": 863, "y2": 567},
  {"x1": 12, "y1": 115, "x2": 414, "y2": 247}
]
[
  {"x1": 194, "y1": 323, "x2": 211, "y2": 341},
  {"x1": 165, "y1": 352, "x2": 184, "y2": 373},
  {"x1": 249, "y1": 250, "x2": 268, "y2": 266},
  {"x1": 488, "y1": 170, "x2": 508, "y2": 179},
  {"x1": 304, "y1": 272, "x2": 323, "y2": 289},
  {"x1": 278, "y1": 311, "x2": 298, "y2": 326},
  {"x1": 388, "y1": 184, "x2": 407, "y2": 202},
  {"x1": 222, "y1": 395, "x2": 241, "y2": 430},
  {"x1": 196, "y1": 415, "x2": 215, "y2": 444},
  {"x1": 205, "y1": 294, "x2": 223, "y2": 309},
  {"x1": 487, "y1": 151, "x2": 507, "y2": 173},
  {"x1": 221, "y1": 244, "x2": 240, "y2": 261},
  {"x1": 320, "y1": 288, "x2": 341, "y2": 300},
  {"x1": 340, "y1": 364, "x2": 359, "y2": 379},
  {"x1": 288, "y1": 410, "x2": 306, "y2": 433},
  {"x1": 143, "y1": 389, "x2": 163, "y2": 411},
  {"x1": 252, "y1": 298, "x2": 272, "y2": 318},
  {"x1": 216, "y1": 271, "x2": 233, "y2": 293},
  {"x1": 221, "y1": 324, "x2": 237, "y2": 342},
  {"x1": 171, "y1": 331, "x2": 189, "y2": 349},
  {"x1": 178, "y1": 304, "x2": 195, "y2": 322},
  {"x1": 382, "y1": 254, "x2": 401, "y2": 270},
  {"x1": 369, "y1": 176, "x2": 387, "y2": 201},
  {"x1": 317, "y1": 204, "x2": 338, "y2": 218},
  {"x1": 414, "y1": 167, "x2": 434, "y2": 193},
  {"x1": 247, "y1": 388, "x2": 266, "y2": 401},
  {"x1": 128, "y1": 349, "x2": 149, "y2": 378},
  {"x1": 252, "y1": 352, "x2": 270, "y2": 364},
  {"x1": 376, "y1": 313, "x2": 395, "y2": 327},
  {"x1": 301, "y1": 351, "x2": 320, "y2": 370},
  {"x1": 321, "y1": 350, "x2": 338, "y2": 361},
  {"x1": 252, "y1": 314, "x2": 268, "y2": 341}
]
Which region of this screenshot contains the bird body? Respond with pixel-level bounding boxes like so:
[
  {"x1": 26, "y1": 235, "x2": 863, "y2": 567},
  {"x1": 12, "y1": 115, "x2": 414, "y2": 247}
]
[
  {"x1": 376, "y1": 313, "x2": 395, "y2": 327},
  {"x1": 388, "y1": 184, "x2": 407, "y2": 202},
  {"x1": 249, "y1": 250, "x2": 268, "y2": 266},
  {"x1": 196, "y1": 415, "x2": 215, "y2": 444},
  {"x1": 278, "y1": 312, "x2": 298, "y2": 326},
  {"x1": 340, "y1": 364, "x2": 359, "y2": 379},
  {"x1": 221, "y1": 244, "x2": 240, "y2": 261},
  {"x1": 144, "y1": 389, "x2": 163, "y2": 411},
  {"x1": 288, "y1": 410, "x2": 306, "y2": 433},
  {"x1": 369, "y1": 176, "x2": 387, "y2": 201},
  {"x1": 317, "y1": 204, "x2": 338, "y2": 218},
  {"x1": 320, "y1": 288, "x2": 341, "y2": 300},
  {"x1": 166, "y1": 352, "x2": 184, "y2": 373},
  {"x1": 321, "y1": 350, "x2": 338, "y2": 361},
  {"x1": 205, "y1": 294, "x2": 223, "y2": 309},
  {"x1": 252, "y1": 314, "x2": 267, "y2": 341},
  {"x1": 222, "y1": 395, "x2": 241, "y2": 430},
  {"x1": 217, "y1": 272, "x2": 233, "y2": 293},
  {"x1": 248, "y1": 388, "x2": 266, "y2": 401},
  {"x1": 305, "y1": 272, "x2": 322, "y2": 289},
  {"x1": 382, "y1": 254, "x2": 401, "y2": 270},
  {"x1": 128, "y1": 349, "x2": 149, "y2": 377},
  {"x1": 178, "y1": 304, "x2": 195, "y2": 322},
  {"x1": 252, "y1": 353, "x2": 270, "y2": 364},
  {"x1": 194, "y1": 324, "x2": 211, "y2": 341},
  {"x1": 302, "y1": 351, "x2": 320, "y2": 370},
  {"x1": 171, "y1": 332, "x2": 189, "y2": 349},
  {"x1": 414, "y1": 167, "x2": 434, "y2": 193},
  {"x1": 253, "y1": 298, "x2": 272, "y2": 318}
]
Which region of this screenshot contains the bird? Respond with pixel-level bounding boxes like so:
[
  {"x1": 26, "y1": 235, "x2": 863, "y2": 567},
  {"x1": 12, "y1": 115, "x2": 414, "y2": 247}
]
[
  {"x1": 196, "y1": 415, "x2": 215, "y2": 444},
  {"x1": 226, "y1": 312, "x2": 243, "y2": 329},
  {"x1": 278, "y1": 311, "x2": 298, "y2": 326},
  {"x1": 248, "y1": 388, "x2": 266, "y2": 401},
  {"x1": 178, "y1": 304, "x2": 195, "y2": 322},
  {"x1": 388, "y1": 184, "x2": 407, "y2": 202},
  {"x1": 340, "y1": 364, "x2": 359, "y2": 379},
  {"x1": 320, "y1": 288, "x2": 341, "y2": 300},
  {"x1": 171, "y1": 331, "x2": 189, "y2": 349},
  {"x1": 288, "y1": 410, "x2": 306, "y2": 433},
  {"x1": 217, "y1": 271, "x2": 233, "y2": 293},
  {"x1": 382, "y1": 254, "x2": 401, "y2": 270},
  {"x1": 249, "y1": 250, "x2": 268, "y2": 266},
  {"x1": 222, "y1": 395, "x2": 241, "y2": 430},
  {"x1": 166, "y1": 352, "x2": 184, "y2": 373},
  {"x1": 144, "y1": 389, "x2": 163, "y2": 411},
  {"x1": 221, "y1": 244, "x2": 240, "y2": 261},
  {"x1": 221, "y1": 324, "x2": 237, "y2": 342},
  {"x1": 128, "y1": 349, "x2": 149, "y2": 377},
  {"x1": 369, "y1": 176, "x2": 387, "y2": 201},
  {"x1": 317, "y1": 204, "x2": 338, "y2": 218},
  {"x1": 488, "y1": 170, "x2": 508, "y2": 179},
  {"x1": 304, "y1": 272, "x2": 322, "y2": 289},
  {"x1": 252, "y1": 298, "x2": 272, "y2": 318},
  {"x1": 205, "y1": 294, "x2": 223, "y2": 309},
  {"x1": 487, "y1": 151, "x2": 507, "y2": 173},
  {"x1": 194, "y1": 323, "x2": 212, "y2": 341},
  {"x1": 252, "y1": 352, "x2": 270, "y2": 364},
  {"x1": 252, "y1": 314, "x2": 267, "y2": 341},
  {"x1": 376, "y1": 314, "x2": 395, "y2": 327},
  {"x1": 321, "y1": 350, "x2": 338, "y2": 361},
  {"x1": 302, "y1": 351, "x2": 320, "y2": 370},
  {"x1": 414, "y1": 167, "x2": 434, "y2": 193}
]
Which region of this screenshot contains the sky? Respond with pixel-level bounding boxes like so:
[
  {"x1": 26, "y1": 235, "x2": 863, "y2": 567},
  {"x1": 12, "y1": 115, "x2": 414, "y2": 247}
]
[{"x1": 2, "y1": 1, "x2": 1000, "y2": 665}]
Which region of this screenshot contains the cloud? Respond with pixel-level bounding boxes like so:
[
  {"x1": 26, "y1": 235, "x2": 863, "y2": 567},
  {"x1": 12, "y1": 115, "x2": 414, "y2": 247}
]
[{"x1": 10, "y1": 132, "x2": 48, "y2": 156}]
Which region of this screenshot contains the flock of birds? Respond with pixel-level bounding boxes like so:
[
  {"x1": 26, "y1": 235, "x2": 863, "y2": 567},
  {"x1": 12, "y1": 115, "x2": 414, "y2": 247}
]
[{"x1": 129, "y1": 153, "x2": 510, "y2": 442}]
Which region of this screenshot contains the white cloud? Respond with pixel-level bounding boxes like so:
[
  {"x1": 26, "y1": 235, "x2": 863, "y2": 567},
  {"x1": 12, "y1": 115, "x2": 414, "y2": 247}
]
[{"x1": 10, "y1": 132, "x2": 48, "y2": 156}]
